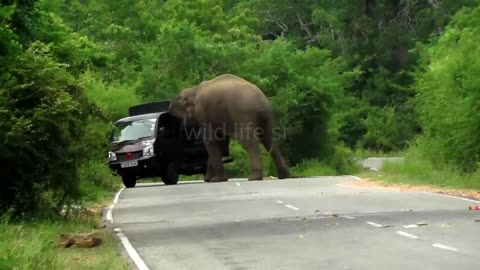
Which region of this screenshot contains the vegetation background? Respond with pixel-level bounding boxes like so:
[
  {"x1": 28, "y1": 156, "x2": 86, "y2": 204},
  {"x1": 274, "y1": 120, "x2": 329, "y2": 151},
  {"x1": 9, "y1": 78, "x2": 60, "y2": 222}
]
[{"x1": 1, "y1": 0, "x2": 479, "y2": 222}]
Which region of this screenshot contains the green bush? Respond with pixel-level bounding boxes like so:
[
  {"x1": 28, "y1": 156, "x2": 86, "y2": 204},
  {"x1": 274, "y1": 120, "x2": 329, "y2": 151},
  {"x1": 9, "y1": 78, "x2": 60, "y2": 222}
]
[
  {"x1": 413, "y1": 4, "x2": 480, "y2": 173},
  {"x1": 0, "y1": 42, "x2": 95, "y2": 215}
]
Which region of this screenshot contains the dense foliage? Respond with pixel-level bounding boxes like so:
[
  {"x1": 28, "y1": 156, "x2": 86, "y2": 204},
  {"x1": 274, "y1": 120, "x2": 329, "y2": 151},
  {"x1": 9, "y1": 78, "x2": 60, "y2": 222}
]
[
  {"x1": 413, "y1": 3, "x2": 480, "y2": 173},
  {"x1": 1, "y1": 0, "x2": 479, "y2": 215}
]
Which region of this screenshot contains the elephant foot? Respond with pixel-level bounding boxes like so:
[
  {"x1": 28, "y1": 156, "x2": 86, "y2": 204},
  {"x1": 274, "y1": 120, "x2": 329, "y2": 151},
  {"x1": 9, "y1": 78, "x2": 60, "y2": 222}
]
[
  {"x1": 278, "y1": 169, "x2": 291, "y2": 179},
  {"x1": 248, "y1": 170, "x2": 263, "y2": 181},
  {"x1": 211, "y1": 175, "x2": 229, "y2": 182},
  {"x1": 248, "y1": 175, "x2": 263, "y2": 181}
]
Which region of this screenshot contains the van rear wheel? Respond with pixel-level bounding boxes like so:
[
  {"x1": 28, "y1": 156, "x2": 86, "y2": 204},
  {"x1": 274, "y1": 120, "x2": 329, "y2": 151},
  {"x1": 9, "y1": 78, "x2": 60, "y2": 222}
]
[{"x1": 162, "y1": 162, "x2": 179, "y2": 185}]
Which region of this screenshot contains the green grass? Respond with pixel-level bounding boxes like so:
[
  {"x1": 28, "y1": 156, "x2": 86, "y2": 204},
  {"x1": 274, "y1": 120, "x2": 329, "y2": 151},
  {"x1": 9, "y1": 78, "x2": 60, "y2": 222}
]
[
  {"x1": 0, "y1": 171, "x2": 130, "y2": 270},
  {"x1": 0, "y1": 214, "x2": 129, "y2": 270},
  {"x1": 352, "y1": 148, "x2": 404, "y2": 159},
  {"x1": 357, "y1": 158, "x2": 480, "y2": 191},
  {"x1": 291, "y1": 160, "x2": 337, "y2": 177}
]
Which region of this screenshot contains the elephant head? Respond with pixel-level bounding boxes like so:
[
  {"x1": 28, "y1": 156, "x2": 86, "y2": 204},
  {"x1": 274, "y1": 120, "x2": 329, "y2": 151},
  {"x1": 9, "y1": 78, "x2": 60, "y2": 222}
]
[{"x1": 169, "y1": 87, "x2": 197, "y2": 123}]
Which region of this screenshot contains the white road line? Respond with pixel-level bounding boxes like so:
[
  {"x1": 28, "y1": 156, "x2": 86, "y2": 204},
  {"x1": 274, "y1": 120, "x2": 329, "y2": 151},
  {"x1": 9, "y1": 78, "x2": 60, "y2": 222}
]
[
  {"x1": 422, "y1": 191, "x2": 480, "y2": 204},
  {"x1": 115, "y1": 228, "x2": 151, "y2": 270},
  {"x1": 235, "y1": 182, "x2": 241, "y2": 186},
  {"x1": 285, "y1": 205, "x2": 300, "y2": 211},
  {"x1": 276, "y1": 200, "x2": 284, "y2": 204},
  {"x1": 396, "y1": 231, "x2": 419, "y2": 239},
  {"x1": 108, "y1": 188, "x2": 150, "y2": 270},
  {"x1": 114, "y1": 187, "x2": 124, "y2": 204},
  {"x1": 403, "y1": 224, "x2": 418, "y2": 229},
  {"x1": 106, "y1": 205, "x2": 114, "y2": 222},
  {"x1": 107, "y1": 188, "x2": 125, "y2": 222},
  {"x1": 366, "y1": 221, "x2": 383, "y2": 228},
  {"x1": 342, "y1": 215, "x2": 356, "y2": 220},
  {"x1": 432, "y1": 243, "x2": 459, "y2": 252}
]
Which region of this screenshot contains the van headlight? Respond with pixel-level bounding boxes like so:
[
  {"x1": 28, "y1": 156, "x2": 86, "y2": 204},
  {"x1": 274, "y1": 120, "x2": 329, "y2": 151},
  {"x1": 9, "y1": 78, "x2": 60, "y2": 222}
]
[
  {"x1": 108, "y1": 151, "x2": 117, "y2": 161},
  {"x1": 143, "y1": 145, "x2": 154, "y2": 157}
]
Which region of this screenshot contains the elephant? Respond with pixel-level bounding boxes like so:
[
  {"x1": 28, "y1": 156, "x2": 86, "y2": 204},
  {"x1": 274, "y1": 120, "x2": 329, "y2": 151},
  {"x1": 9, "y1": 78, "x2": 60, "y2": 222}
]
[{"x1": 169, "y1": 74, "x2": 291, "y2": 182}]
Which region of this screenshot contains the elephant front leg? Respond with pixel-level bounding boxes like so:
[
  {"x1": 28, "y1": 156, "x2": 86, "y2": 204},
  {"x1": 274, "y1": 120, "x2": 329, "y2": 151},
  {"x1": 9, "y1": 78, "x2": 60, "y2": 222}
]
[{"x1": 205, "y1": 140, "x2": 228, "y2": 182}]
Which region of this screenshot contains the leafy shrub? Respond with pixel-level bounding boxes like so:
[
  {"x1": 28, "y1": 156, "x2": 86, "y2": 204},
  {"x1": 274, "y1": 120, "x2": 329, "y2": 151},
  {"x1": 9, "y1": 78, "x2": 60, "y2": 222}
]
[
  {"x1": 0, "y1": 42, "x2": 95, "y2": 215},
  {"x1": 413, "y1": 4, "x2": 480, "y2": 173}
]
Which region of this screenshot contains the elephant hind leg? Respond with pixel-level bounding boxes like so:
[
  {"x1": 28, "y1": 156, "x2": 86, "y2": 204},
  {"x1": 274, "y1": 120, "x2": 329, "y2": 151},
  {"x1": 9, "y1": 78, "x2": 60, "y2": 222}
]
[
  {"x1": 269, "y1": 144, "x2": 291, "y2": 179},
  {"x1": 239, "y1": 139, "x2": 263, "y2": 181}
]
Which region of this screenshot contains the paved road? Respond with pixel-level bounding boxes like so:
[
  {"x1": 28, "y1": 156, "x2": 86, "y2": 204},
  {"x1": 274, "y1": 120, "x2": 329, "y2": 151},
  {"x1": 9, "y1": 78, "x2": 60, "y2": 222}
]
[{"x1": 112, "y1": 176, "x2": 480, "y2": 270}]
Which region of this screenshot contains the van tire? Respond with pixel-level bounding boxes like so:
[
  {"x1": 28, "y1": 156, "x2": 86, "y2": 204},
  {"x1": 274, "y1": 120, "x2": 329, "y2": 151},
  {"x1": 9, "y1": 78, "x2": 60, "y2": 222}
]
[
  {"x1": 162, "y1": 162, "x2": 179, "y2": 185},
  {"x1": 122, "y1": 175, "x2": 136, "y2": 188}
]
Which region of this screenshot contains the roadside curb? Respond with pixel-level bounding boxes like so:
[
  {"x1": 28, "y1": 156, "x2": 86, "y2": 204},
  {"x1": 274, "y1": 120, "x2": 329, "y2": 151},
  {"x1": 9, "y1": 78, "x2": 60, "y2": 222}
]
[{"x1": 104, "y1": 187, "x2": 151, "y2": 270}]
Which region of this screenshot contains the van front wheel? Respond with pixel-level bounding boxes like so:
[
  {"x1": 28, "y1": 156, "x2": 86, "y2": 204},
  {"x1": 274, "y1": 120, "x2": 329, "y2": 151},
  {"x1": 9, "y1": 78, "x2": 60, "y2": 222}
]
[{"x1": 122, "y1": 175, "x2": 136, "y2": 188}]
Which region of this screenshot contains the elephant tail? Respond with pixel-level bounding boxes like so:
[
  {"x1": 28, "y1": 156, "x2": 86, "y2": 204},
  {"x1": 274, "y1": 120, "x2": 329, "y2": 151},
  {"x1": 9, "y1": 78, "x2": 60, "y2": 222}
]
[{"x1": 259, "y1": 111, "x2": 274, "y2": 153}]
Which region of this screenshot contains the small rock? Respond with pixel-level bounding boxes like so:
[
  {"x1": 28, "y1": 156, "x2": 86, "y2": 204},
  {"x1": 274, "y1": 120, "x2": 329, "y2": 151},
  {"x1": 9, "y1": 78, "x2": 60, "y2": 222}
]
[{"x1": 416, "y1": 222, "x2": 428, "y2": 226}]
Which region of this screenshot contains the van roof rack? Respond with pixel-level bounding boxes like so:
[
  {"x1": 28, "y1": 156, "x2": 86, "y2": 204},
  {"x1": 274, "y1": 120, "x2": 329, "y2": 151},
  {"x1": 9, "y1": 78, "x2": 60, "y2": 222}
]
[{"x1": 128, "y1": 100, "x2": 172, "y2": 116}]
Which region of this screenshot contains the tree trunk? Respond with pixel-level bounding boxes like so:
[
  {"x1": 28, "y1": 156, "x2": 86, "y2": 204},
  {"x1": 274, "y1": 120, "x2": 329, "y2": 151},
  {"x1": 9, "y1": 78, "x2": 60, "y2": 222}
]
[
  {"x1": 393, "y1": 0, "x2": 409, "y2": 71},
  {"x1": 364, "y1": 0, "x2": 376, "y2": 18}
]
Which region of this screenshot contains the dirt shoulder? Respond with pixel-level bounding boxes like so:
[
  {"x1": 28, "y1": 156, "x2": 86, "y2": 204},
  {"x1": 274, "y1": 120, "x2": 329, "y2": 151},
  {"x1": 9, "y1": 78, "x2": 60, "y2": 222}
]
[{"x1": 341, "y1": 176, "x2": 480, "y2": 202}]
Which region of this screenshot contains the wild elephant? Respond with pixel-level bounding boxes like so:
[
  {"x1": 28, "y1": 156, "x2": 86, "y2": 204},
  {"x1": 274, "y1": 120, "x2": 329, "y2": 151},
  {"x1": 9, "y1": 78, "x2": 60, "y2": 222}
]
[{"x1": 169, "y1": 74, "x2": 291, "y2": 182}]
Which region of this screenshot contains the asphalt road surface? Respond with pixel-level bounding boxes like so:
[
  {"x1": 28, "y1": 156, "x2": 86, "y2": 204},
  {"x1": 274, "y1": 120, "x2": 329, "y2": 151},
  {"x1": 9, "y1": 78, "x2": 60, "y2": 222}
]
[{"x1": 112, "y1": 176, "x2": 480, "y2": 270}]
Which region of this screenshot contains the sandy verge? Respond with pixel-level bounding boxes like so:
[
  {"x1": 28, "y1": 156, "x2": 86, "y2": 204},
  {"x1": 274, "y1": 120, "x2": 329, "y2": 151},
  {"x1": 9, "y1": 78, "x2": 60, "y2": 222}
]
[{"x1": 340, "y1": 177, "x2": 480, "y2": 202}]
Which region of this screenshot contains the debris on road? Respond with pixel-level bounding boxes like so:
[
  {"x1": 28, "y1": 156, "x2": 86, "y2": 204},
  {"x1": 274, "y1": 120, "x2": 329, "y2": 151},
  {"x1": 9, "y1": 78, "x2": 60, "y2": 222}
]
[
  {"x1": 474, "y1": 219, "x2": 480, "y2": 223},
  {"x1": 468, "y1": 206, "x2": 480, "y2": 210},
  {"x1": 416, "y1": 222, "x2": 428, "y2": 226}
]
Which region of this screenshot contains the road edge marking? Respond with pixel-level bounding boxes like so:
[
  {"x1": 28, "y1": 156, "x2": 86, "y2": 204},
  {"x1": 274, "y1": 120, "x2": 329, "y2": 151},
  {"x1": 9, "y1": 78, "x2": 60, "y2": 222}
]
[
  {"x1": 107, "y1": 187, "x2": 151, "y2": 270},
  {"x1": 114, "y1": 228, "x2": 151, "y2": 270},
  {"x1": 106, "y1": 187, "x2": 124, "y2": 222},
  {"x1": 396, "y1": 231, "x2": 419, "y2": 239},
  {"x1": 422, "y1": 191, "x2": 480, "y2": 204},
  {"x1": 351, "y1": 175, "x2": 480, "y2": 204}
]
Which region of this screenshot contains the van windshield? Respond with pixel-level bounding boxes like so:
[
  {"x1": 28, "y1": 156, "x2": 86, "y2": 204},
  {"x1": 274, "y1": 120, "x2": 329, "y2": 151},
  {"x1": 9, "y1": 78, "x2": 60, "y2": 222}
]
[{"x1": 111, "y1": 118, "x2": 157, "y2": 143}]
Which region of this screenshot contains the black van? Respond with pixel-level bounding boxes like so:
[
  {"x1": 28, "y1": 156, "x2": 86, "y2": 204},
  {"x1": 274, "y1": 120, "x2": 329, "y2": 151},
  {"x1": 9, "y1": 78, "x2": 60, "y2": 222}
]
[{"x1": 107, "y1": 101, "x2": 231, "y2": 188}]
